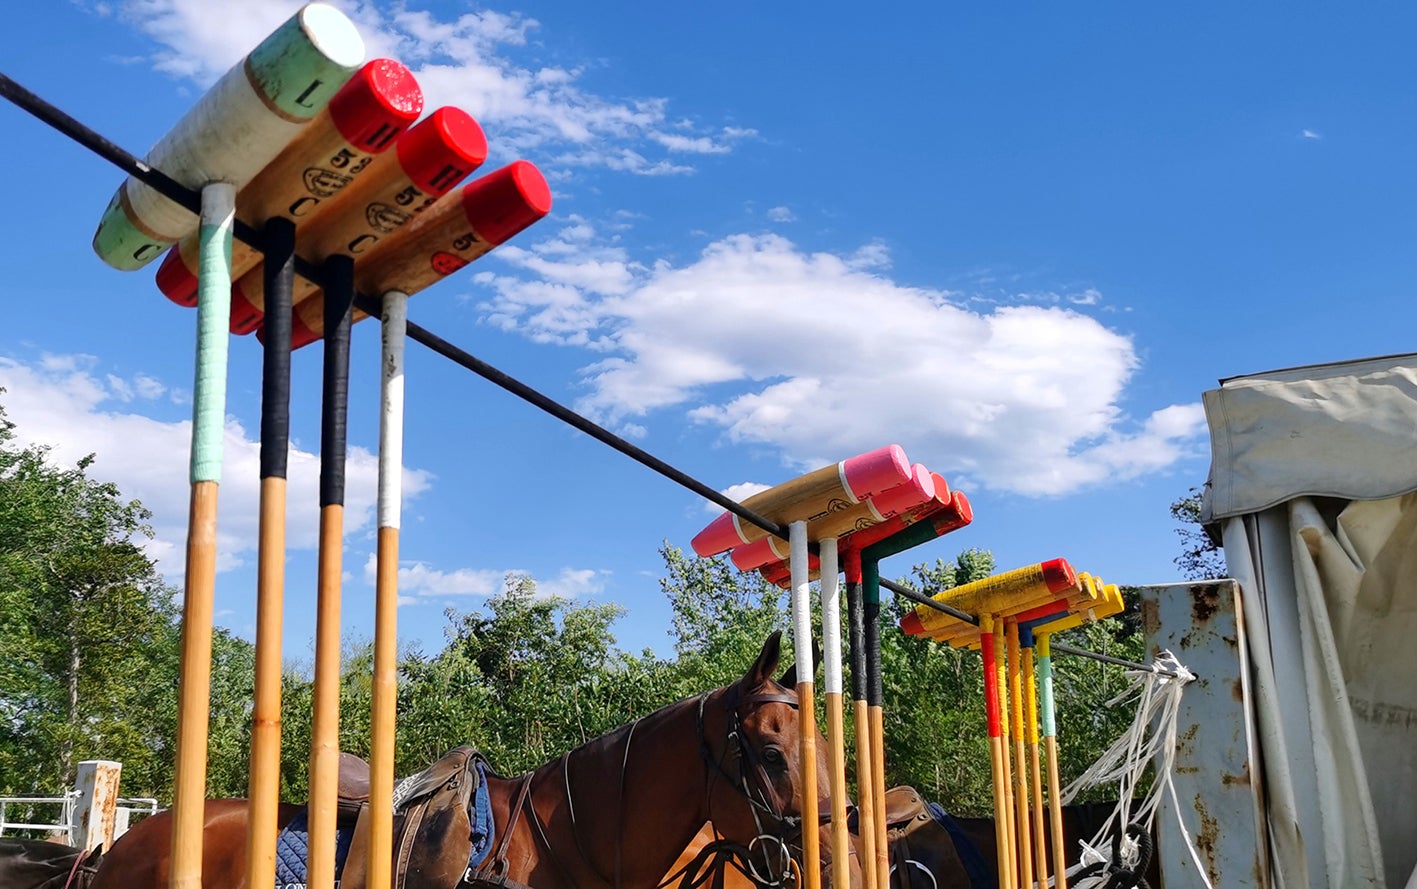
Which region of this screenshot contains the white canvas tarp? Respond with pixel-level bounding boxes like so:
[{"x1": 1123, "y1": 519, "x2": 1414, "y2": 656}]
[
  {"x1": 1202, "y1": 353, "x2": 1417, "y2": 523},
  {"x1": 1201, "y1": 354, "x2": 1417, "y2": 889}
]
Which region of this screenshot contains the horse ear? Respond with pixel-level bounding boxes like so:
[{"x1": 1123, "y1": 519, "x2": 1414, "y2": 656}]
[{"x1": 745, "y1": 630, "x2": 783, "y2": 687}]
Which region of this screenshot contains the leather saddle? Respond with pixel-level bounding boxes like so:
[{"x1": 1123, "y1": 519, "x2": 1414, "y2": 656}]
[
  {"x1": 334, "y1": 746, "x2": 486, "y2": 889},
  {"x1": 882, "y1": 786, "x2": 931, "y2": 833}
]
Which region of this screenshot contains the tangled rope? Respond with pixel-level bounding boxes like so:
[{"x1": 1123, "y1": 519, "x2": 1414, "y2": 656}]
[{"x1": 1057, "y1": 650, "x2": 1213, "y2": 889}]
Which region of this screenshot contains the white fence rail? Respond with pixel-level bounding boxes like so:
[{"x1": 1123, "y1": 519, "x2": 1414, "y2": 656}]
[{"x1": 0, "y1": 761, "x2": 158, "y2": 848}]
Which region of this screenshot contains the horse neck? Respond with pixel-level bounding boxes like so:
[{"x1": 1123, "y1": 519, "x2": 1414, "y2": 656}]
[{"x1": 489, "y1": 690, "x2": 718, "y2": 889}]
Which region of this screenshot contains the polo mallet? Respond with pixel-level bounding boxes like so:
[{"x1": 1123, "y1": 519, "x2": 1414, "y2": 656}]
[
  {"x1": 691, "y1": 445, "x2": 913, "y2": 557},
  {"x1": 93, "y1": 3, "x2": 363, "y2": 271},
  {"x1": 817, "y1": 537, "x2": 851, "y2": 889},
  {"x1": 1020, "y1": 625, "x2": 1051, "y2": 888},
  {"x1": 841, "y1": 549, "x2": 878, "y2": 889},
  {"x1": 979, "y1": 616, "x2": 1015, "y2": 889},
  {"x1": 368, "y1": 289, "x2": 408, "y2": 889},
  {"x1": 154, "y1": 58, "x2": 423, "y2": 308},
  {"x1": 245, "y1": 216, "x2": 295, "y2": 889},
  {"x1": 88, "y1": 10, "x2": 364, "y2": 887},
  {"x1": 271, "y1": 160, "x2": 551, "y2": 349},
  {"x1": 729, "y1": 469, "x2": 936, "y2": 572},
  {"x1": 307, "y1": 253, "x2": 355, "y2": 889},
  {"x1": 1006, "y1": 620, "x2": 1035, "y2": 889},
  {"x1": 788, "y1": 521, "x2": 821, "y2": 889},
  {"x1": 856, "y1": 507, "x2": 973, "y2": 889},
  {"x1": 239, "y1": 107, "x2": 489, "y2": 338}
]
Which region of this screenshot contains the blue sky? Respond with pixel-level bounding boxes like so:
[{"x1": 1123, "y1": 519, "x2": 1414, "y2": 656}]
[{"x1": 2, "y1": 2, "x2": 1415, "y2": 661}]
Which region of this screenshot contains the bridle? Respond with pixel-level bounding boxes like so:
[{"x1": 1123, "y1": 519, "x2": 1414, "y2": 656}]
[{"x1": 685, "y1": 681, "x2": 806, "y2": 889}]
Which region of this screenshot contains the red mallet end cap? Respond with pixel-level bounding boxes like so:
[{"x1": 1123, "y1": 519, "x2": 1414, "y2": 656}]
[
  {"x1": 900, "y1": 611, "x2": 924, "y2": 636},
  {"x1": 228, "y1": 282, "x2": 263, "y2": 335},
  {"x1": 731, "y1": 536, "x2": 786, "y2": 572},
  {"x1": 691, "y1": 511, "x2": 740, "y2": 557},
  {"x1": 395, "y1": 107, "x2": 489, "y2": 197},
  {"x1": 329, "y1": 58, "x2": 425, "y2": 150},
  {"x1": 155, "y1": 246, "x2": 198, "y2": 307},
  {"x1": 930, "y1": 472, "x2": 951, "y2": 503},
  {"x1": 256, "y1": 311, "x2": 321, "y2": 351},
  {"x1": 461, "y1": 160, "x2": 553, "y2": 245},
  {"x1": 1040, "y1": 558, "x2": 1079, "y2": 594}
]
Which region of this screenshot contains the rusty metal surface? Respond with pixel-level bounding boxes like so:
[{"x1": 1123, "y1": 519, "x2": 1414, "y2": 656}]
[
  {"x1": 72, "y1": 760, "x2": 122, "y2": 852},
  {"x1": 1139, "y1": 580, "x2": 1267, "y2": 888}
]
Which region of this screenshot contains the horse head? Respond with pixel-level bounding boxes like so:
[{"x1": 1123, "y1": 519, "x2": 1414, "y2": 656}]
[{"x1": 699, "y1": 631, "x2": 861, "y2": 889}]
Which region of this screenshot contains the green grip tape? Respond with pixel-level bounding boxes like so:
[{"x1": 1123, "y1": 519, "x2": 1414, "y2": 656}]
[
  {"x1": 1038, "y1": 653, "x2": 1056, "y2": 738},
  {"x1": 190, "y1": 185, "x2": 234, "y2": 483}
]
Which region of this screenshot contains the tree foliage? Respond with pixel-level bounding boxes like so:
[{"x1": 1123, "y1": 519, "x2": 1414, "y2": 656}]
[
  {"x1": 1170, "y1": 486, "x2": 1226, "y2": 580},
  {"x1": 0, "y1": 401, "x2": 252, "y2": 799}
]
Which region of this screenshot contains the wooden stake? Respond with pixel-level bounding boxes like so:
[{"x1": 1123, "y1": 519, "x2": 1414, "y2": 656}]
[
  {"x1": 368, "y1": 289, "x2": 408, "y2": 889},
  {"x1": 1039, "y1": 633, "x2": 1069, "y2": 889},
  {"x1": 245, "y1": 215, "x2": 294, "y2": 889},
  {"x1": 818, "y1": 538, "x2": 850, "y2": 889},
  {"x1": 169, "y1": 181, "x2": 234, "y2": 889},
  {"x1": 307, "y1": 255, "x2": 354, "y2": 889},
  {"x1": 788, "y1": 521, "x2": 821, "y2": 889},
  {"x1": 844, "y1": 557, "x2": 878, "y2": 889}
]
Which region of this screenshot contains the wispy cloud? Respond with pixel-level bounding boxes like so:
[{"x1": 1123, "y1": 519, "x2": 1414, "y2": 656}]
[
  {"x1": 767, "y1": 206, "x2": 796, "y2": 223},
  {"x1": 1302, "y1": 129, "x2": 1322, "y2": 140},
  {"x1": 102, "y1": 0, "x2": 751, "y2": 175},
  {"x1": 703, "y1": 481, "x2": 773, "y2": 514},
  {"x1": 361, "y1": 555, "x2": 608, "y2": 602},
  {"x1": 474, "y1": 224, "x2": 1208, "y2": 496},
  {"x1": 0, "y1": 353, "x2": 432, "y2": 579}
]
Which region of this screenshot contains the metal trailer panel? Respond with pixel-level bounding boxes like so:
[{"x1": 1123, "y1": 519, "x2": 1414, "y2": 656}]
[{"x1": 1138, "y1": 580, "x2": 1267, "y2": 887}]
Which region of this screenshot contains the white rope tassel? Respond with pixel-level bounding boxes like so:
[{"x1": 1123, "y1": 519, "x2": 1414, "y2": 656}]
[{"x1": 1058, "y1": 651, "x2": 1213, "y2": 889}]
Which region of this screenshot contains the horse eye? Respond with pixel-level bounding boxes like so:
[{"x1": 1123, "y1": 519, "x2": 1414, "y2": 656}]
[{"x1": 762, "y1": 746, "x2": 785, "y2": 766}]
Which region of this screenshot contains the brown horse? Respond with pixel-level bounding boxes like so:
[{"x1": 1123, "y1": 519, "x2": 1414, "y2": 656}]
[
  {"x1": 90, "y1": 631, "x2": 857, "y2": 889},
  {"x1": 0, "y1": 837, "x2": 104, "y2": 889}
]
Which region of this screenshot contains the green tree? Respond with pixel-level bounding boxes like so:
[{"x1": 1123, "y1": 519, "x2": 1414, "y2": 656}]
[
  {"x1": 0, "y1": 400, "x2": 254, "y2": 801},
  {"x1": 1170, "y1": 486, "x2": 1226, "y2": 580},
  {"x1": 658, "y1": 543, "x2": 787, "y2": 696},
  {"x1": 414, "y1": 574, "x2": 668, "y2": 775},
  {"x1": 0, "y1": 403, "x2": 171, "y2": 793}
]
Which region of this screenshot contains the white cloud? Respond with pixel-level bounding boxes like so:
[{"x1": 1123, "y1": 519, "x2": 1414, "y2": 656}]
[
  {"x1": 1302, "y1": 129, "x2": 1322, "y2": 140},
  {"x1": 537, "y1": 567, "x2": 609, "y2": 598},
  {"x1": 365, "y1": 555, "x2": 503, "y2": 598},
  {"x1": 106, "y1": 0, "x2": 746, "y2": 175},
  {"x1": 704, "y1": 481, "x2": 773, "y2": 514},
  {"x1": 476, "y1": 225, "x2": 1208, "y2": 496},
  {"x1": 0, "y1": 354, "x2": 432, "y2": 580},
  {"x1": 361, "y1": 554, "x2": 607, "y2": 600},
  {"x1": 767, "y1": 206, "x2": 796, "y2": 223}
]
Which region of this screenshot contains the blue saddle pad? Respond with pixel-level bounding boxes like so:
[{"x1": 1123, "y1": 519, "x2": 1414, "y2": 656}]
[
  {"x1": 469, "y1": 760, "x2": 495, "y2": 872},
  {"x1": 927, "y1": 802, "x2": 996, "y2": 889},
  {"x1": 274, "y1": 812, "x2": 355, "y2": 889}
]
